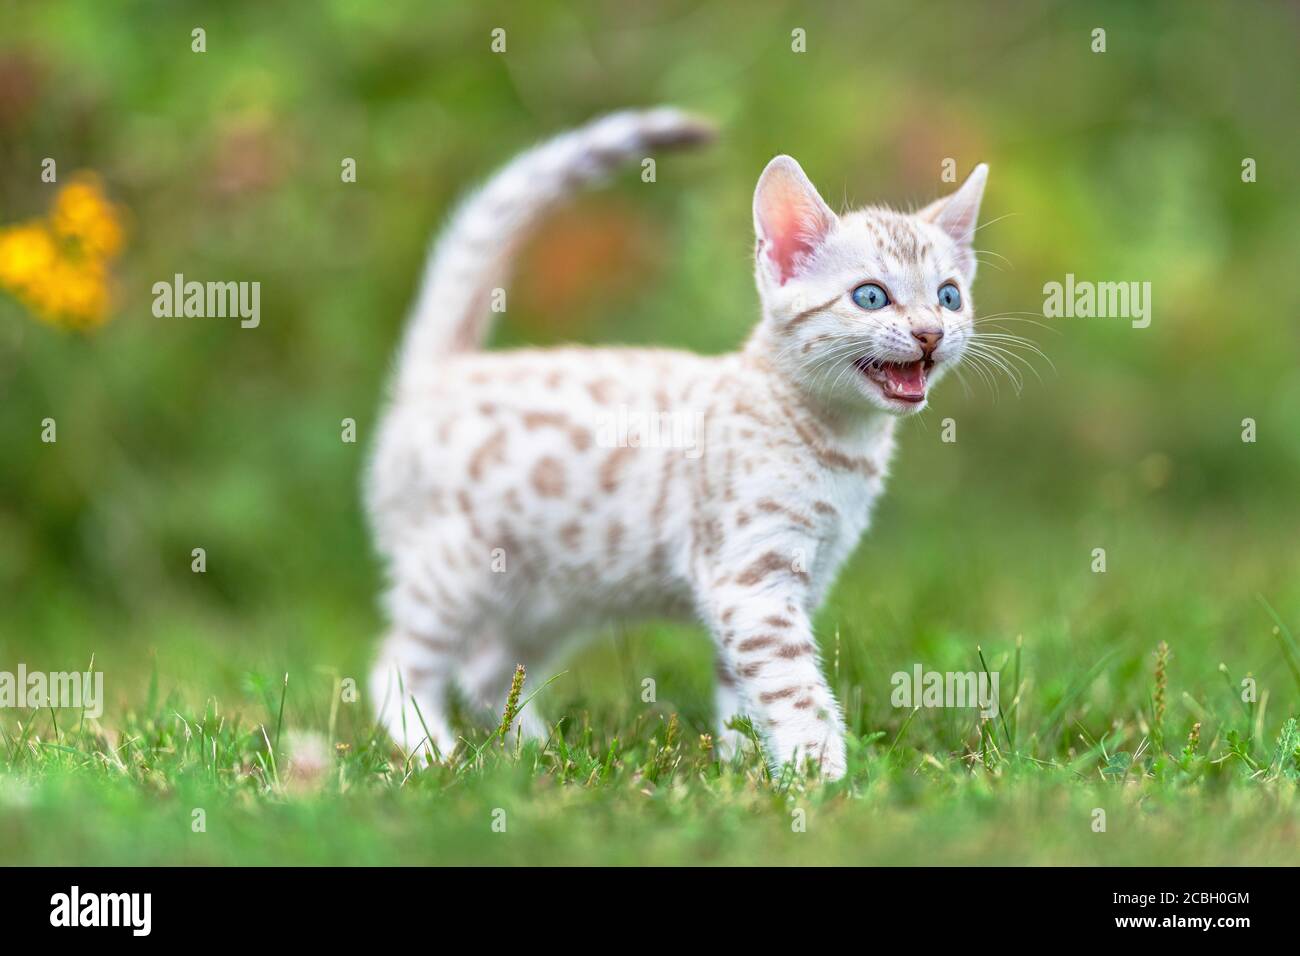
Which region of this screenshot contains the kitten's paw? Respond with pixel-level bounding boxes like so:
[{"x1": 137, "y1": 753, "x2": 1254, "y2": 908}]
[
  {"x1": 777, "y1": 732, "x2": 847, "y2": 781},
  {"x1": 812, "y1": 740, "x2": 847, "y2": 781}
]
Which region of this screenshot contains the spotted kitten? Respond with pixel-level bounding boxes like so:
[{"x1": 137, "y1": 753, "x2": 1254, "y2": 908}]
[{"x1": 367, "y1": 108, "x2": 988, "y2": 778}]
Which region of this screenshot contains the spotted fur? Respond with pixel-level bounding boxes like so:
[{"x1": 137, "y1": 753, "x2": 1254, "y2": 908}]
[{"x1": 367, "y1": 109, "x2": 988, "y2": 778}]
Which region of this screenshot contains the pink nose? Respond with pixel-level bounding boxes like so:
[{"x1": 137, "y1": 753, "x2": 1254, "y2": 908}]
[{"x1": 912, "y1": 328, "x2": 943, "y2": 357}]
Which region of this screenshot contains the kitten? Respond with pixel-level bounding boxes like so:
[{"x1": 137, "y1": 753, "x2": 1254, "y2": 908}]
[{"x1": 367, "y1": 108, "x2": 987, "y2": 778}]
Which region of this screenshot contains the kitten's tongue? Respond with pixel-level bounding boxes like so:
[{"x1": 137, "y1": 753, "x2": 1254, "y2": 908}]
[{"x1": 882, "y1": 361, "x2": 927, "y2": 401}]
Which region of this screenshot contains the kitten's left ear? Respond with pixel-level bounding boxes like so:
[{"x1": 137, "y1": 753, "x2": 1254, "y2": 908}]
[
  {"x1": 919, "y1": 163, "x2": 988, "y2": 278},
  {"x1": 753, "y1": 155, "x2": 837, "y2": 286}
]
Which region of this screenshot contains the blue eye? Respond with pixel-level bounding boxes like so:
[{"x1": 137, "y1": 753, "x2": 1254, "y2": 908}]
[
  {"x1": 851, "y1": 283, "x2": 890, "y2": 311},
  {"x1": 938, "y1": 282, "x2": 961, "y2": 311}
]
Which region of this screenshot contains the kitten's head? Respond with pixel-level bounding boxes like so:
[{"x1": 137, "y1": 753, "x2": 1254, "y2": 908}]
[{"x1": 752, "y1": 156, "x2": 987, "y2": 416}]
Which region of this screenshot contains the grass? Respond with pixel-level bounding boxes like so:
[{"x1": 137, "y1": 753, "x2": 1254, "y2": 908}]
[{"x1": 3, "y1": 504, "x2": 1298, "y2": 866}]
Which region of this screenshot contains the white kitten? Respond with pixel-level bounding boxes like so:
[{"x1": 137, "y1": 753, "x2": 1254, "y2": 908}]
[{"x1": 366, "y1": 108, "x2": 987, "y2": 778}]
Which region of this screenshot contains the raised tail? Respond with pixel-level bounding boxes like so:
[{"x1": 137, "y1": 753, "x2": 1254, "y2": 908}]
[{"x1": 395, "y1": 107, "x2": 715, "y2": 389}]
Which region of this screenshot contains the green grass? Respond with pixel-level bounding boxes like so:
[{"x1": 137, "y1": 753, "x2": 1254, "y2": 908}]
[{"x1": 4, "y1": 510, "x2": 1298, "y2": 866}]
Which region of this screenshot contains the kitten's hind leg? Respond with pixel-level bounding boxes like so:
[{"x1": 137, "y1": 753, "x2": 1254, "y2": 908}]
[
  {"x1": 713, "y1": 655, "x2": 750, "y2": 762},
  {"x1": 369, "y1": 627, "x2": 458, "y2": 762}
]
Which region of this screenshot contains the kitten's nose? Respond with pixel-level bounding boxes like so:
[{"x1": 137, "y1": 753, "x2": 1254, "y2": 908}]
[{"x1": 912, "y1": 328, "x2": 944, "y2": 358}]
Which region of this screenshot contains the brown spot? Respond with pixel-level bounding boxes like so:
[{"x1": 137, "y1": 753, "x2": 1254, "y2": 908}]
[
  {"x1": 787, "y1": 413, "x2": 879, "y2": 476},
  {"x1": 739, "y1": 662, "x2": 764, "y2": 678},
  {"x1": 530, "y1": 456, "x2": 566, "y2": 497},
  {"x1": 478, "y1": 402, "x2": 497, "y2": 416},
  {"x1": 715, "y1": 659, "x2": 736, "y2": 687},
  {"x1": 759, "y1": 686, "x2": 798, "y2": 704},
  {"x1": 736, "y1": 510, "x2": 751, "y2": 527},
  {"x1": 792, "y1": 696, "x2": 814, "y2": 709},
  {"x1": 599, "y1": 447, "x2": 634, "y2": 493},
  {"x1": 410, "y1": 632, "x2": 457, "y2": 653},
  {"x1": 468, "y1": 427, "x2": 508, "y2": 480},
  {"x1": 812, "y1": 500, "x2": 837, "y2": 516},
  {"x1": 559, "y1": 521, "x2": 582, "y2": 549},
  {"x1": 776, "y1": 643, "x2": 814, "y2": 659},
  {"x1": 699, "y1": 516, "x2": 723, "y2": 557},
  {"x1": 763, "y1": 616, "x2": 793, "y2": 629},
  {"x1": 801, "y1": 334, "x2": 830, "y2": 355},
  {"x1": 755, "y1": 498, "x2": 813, "y2": 529},
  {"x1": 733, "y1": 400, "x2": 777, "y2": 428},
  {"x1": 784, "y1": 293, "x2": 840, "y2": 333},
  {"x1": 720, "y1": 607, "x2": 736, "y2": 624},
  {"x1": 587, "y1": 379, "x2": 617, "y2": 404},
  {"x1": 522, "y1": 411, "x2": 564, "y2": 430},
  {"x1": 522, "y1": 410, "x2": 592, "y2": 452},
  {"x1": 736, "y1": 550, "x2": 789, "y2": 587},
  {"x1": 652, "y1": 451, "x2": 677, "y2": 531},
  {"x1": 409, "y1": 580, "x2": 438, "y2": 607},
  {"x1": 737, "y1": 635, "x2": 778, "y2": 653}
]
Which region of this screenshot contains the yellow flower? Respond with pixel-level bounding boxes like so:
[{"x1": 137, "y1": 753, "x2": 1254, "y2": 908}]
[
  {"x1": 0, "y1": 221, "x2": 59, "y2": 292},
  {"x1": 44, "y1": 256, "x2": 111, "y2": 329},
  {"x1": 50, "y1": 174, "x2": 125, "y2": 259},
  {"x1": 0, "y1": 172, "x2": 125, "y2": 330}
]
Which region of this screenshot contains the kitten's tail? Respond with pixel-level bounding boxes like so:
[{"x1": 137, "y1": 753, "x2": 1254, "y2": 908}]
[{"x1": 395, "y1": 107, "x2": 715, "y2": 387}]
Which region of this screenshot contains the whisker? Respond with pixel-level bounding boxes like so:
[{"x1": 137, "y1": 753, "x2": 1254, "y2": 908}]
[
  {"x1": 963, "y1": 342, "x2": 1025, "y2": 393},
  {"x1": 970, "y1": 331, "x2": 1057, "y2": 378},
  {"x1": 973, "y1": 248, "x2": 1014, "y2": 268},
  {"x1": 973, "y1": 212, "x2": 1017, "y2": 234}
]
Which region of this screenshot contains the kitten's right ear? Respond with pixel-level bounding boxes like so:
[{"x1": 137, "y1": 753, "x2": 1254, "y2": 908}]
[
  {"x1": 918, "y1": 163, "x2": 988, "y2": 278},
  {"x1": 753, "y1": 155, "x2": 837, "y2": 286}
]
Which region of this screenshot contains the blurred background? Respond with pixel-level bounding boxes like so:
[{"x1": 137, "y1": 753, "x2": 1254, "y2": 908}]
[{"x1": 1, "y1": 0, "x2": 1298, "y2": 759}]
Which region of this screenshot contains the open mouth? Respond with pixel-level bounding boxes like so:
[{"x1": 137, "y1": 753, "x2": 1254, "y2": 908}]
[{"x1": 855, "y1": 358, "x2": 932, "y2": 404}]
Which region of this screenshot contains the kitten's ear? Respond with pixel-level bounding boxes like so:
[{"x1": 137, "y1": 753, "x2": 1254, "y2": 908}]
[
  {"x1": 753, "y1": 155, "x2": 837, "y2": 285},
  {"x1": 919, "y1": 163, "x2": 988, "y2": 277}
]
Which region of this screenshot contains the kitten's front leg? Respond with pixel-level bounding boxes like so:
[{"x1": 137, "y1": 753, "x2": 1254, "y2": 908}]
[{"x1": 704, "y1": 575, "x2": 846, "y2": 779}]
